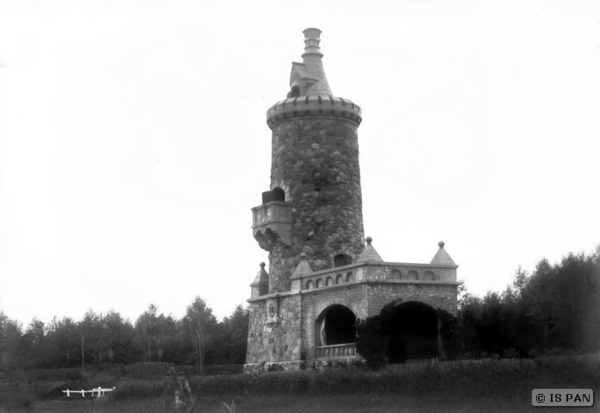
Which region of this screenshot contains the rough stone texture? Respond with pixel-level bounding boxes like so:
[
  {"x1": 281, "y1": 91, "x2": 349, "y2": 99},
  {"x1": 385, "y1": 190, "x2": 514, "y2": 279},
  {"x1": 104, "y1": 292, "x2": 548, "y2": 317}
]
[
  {"x1": 245, "y1": 294, "x2": 302, "y2": 365},
  {"x1": 245, "y1": 29, "x2": 459, "y2": 371},
  {"x1": 245, "y1": 277, "x2": 458, "y2": 366},
  {"x1": 365, "y1": 283, "x2": 458, "y2": 317},
  {"x1": 267, "y1": 117, "x2": 364, "y2": 292}
]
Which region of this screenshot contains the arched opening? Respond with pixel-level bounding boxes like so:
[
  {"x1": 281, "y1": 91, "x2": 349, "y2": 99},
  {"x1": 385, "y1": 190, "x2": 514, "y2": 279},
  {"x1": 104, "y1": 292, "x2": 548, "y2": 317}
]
[
  {"x1": 407, "y1": 270, "x2": 419, "y2": 281},
  {"x1": 423, "y1": 270, "x2": 436, "y2": 281},
  {"x1": 306, "y1": 280, "x2": 313, "y2": 290},
  {"x1": 336, "y1": 274, "x2": 344, "y2": 284},
  {"x1": 318, "y1": 305, "x2": 356, "y2": 346},
  {"x1": 334, "y1": 254, "x2": 352, "y2": 267},
  {"x1": 326, "y1": 276, "x2": 334, "y2": 286},
  {"x1": 316, "y1": 279, "x2": 323, "y2": 288},
  {"x1": 384, "y1": 301, "x2": 438, "y2": 363},
  {"x1": 271, "y1": 187, "x2": 285, "y2": 202}
]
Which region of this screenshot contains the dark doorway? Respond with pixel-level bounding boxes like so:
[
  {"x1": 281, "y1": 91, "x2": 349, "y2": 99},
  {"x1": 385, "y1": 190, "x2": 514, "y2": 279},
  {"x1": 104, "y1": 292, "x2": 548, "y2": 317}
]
[
  {"x1": 334, "y1": 254, "x2": 352, "y2": 267},
  {"x1": 385, "y1": 302, "x2": 438, "y2": 363},
  {"x1": 320, "y1": 305, "x2": 356, "y2": 345},
  {"x1": 271, "y1": 187, "x2": 285, "y2": 202}
]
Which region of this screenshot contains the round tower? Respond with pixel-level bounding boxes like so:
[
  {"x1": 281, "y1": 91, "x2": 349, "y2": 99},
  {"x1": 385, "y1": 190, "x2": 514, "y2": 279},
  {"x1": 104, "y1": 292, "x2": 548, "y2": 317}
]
[{"x1": 252, "y1": 28, "x2": 364, "y2": 292}]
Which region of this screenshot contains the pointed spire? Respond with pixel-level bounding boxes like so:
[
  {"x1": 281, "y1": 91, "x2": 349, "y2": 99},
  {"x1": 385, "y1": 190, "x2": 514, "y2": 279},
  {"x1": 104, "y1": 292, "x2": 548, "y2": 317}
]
[
  {"x1": 291, "y1": 253, "x2": 313, "y2": 279},
  {"x1": 357, "y1": 237, "x2": 384, "y2": 263},
  {"x1": 430, "y1": 241, "x2": 456, "y2": 265},
  {"x1": 252, "y1": 262, "x2": 269, "y2": 285}
]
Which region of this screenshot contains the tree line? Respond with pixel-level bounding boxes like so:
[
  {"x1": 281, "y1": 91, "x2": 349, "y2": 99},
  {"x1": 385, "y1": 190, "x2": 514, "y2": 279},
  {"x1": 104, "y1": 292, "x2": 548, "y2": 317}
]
[
  {"x1": 457, "y1": 246, "x2": 600, "y2": 358},
  {"x1": 0, "y1": 297, "x2": 248, "y2": 374},
  {"x1": 1, "y1": 246, "x2": 598, "y2": 373},
  {"x1": 356, "y1": 246, "x2": 600, "y2": 368}
]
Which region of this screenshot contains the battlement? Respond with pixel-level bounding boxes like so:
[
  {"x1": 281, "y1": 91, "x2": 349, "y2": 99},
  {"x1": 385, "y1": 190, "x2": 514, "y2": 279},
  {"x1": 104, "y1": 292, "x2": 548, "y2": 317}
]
[{"x1": 266, "y1": 95, "x2": 362, "y2": 128}]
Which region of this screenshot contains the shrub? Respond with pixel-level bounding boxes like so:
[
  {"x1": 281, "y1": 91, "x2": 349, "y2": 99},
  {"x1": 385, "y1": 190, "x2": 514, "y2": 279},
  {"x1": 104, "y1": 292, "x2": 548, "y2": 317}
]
[
  {"x1": 355, "y1": 316, "x2": 386, "y2": 370},
  {"x1": 126, "y1": 362, "x2": 174, "y2": 379},
  {"x1": 111, "y1": 379, "x2": 171, "y2": 400}
]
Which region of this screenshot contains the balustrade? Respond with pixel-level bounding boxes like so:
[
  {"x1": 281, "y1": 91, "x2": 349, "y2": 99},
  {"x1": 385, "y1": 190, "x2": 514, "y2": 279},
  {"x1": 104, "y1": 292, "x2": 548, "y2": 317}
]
[{"x1": 315, "y1": 343, "x2": 357, "y2": 359}]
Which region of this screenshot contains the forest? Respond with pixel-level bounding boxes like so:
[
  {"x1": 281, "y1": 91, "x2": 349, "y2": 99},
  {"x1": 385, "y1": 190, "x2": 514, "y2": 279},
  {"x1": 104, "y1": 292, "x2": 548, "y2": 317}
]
[
  {"x1": 0, "y1": 298, "x2": 248, "y2": 374},
  {"x1": 0, "y1": 245, "x2": 598, "y2": 373}
]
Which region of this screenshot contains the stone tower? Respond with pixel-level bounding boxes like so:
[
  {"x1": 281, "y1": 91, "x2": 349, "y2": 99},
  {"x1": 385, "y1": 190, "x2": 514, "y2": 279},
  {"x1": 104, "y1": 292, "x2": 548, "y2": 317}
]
[
  {"x1": 253, "y1": 28, "x2": 364, "y2": 293},
  {"x1": 246, "y1": 29, "x2": 460, "y2": 371}
]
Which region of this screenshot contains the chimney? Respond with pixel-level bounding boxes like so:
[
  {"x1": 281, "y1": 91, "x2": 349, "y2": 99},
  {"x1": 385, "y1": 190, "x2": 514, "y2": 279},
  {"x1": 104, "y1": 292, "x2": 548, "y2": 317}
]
[{"x1": 302, "y1": 28, "x2": 323, "y2": 58}]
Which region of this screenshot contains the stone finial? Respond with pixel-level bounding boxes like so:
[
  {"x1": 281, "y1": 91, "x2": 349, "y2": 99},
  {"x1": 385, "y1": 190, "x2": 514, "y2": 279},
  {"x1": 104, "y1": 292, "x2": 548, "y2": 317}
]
[
  {"x1": 357, "y1": 236, "x2": 383, "y2": 263},
  {"x1": 291, "y1": 255, "x2": 313, "y2": 280},
  {"x1": 431, "y1": 241, "x2": 455, "y2": 265},
  {"x1": 251, "y1": 261, "x2": 269, "y2": 298},
  {"x1": 252, "y1": 262, "x2": 269, "y2": 284},
  {"x1": 302, "y1": 28, "x2": 322, "y2": 57}
]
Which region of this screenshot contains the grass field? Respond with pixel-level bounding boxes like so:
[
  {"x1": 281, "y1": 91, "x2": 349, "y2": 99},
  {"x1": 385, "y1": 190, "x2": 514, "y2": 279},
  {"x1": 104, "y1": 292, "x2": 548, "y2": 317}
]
[{"x1": 1, "y1": 355, "x2": 598, "y2": 413}]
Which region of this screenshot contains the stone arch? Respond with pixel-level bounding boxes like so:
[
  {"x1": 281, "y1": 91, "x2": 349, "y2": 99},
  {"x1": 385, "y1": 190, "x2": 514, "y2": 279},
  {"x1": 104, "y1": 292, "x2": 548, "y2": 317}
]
[
  {"x1": 406, "y1": 270, "x2": 419, "y2": 280},
  {"x1": 316, "y1": 304, "x2": 357, "y2": 346},
  {"x1": 326, "y1": 276, "x2": 334, "y2": 286},
  {"x1": 334, "y1": 253, "x2": 352, "y2": 267},
  {"x1": 271, "y1": 180, "x2": 291, "y2": 202},
  {"x1": 390, "y1": 269, "x2": 402, "y2": 280},
  {"x1": 316, "y1": 278, "x2": 323, "y2": 288},
  {"x1": 346, "y1": 272, "x2": 354, "y2": 282},
  {"x1": 423, "y1": 270, "x2": 436, "y2": 281},
  {"x1": 271, "y1": 187, "x2": 285, "y2": 202},
  {"x1": 381, "y1": 300, "x2": 439, "y2": 363},
  {"x1": 306, "y1": 280, "x2": 314, "y2": 290},
  {"x1": 336, "y1": 274, "x2": 344, "y2": 284}
]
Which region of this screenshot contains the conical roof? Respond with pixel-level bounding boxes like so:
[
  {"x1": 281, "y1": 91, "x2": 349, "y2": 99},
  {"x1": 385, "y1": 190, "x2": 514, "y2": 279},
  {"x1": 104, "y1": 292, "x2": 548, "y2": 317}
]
[
  {"x1": 357, "y1": 237, "x2": 384, "y2": 263},
  {"x1": 430, "y1": 241, "x2": 455, "y2": 265},
  {"x1": 252, "y1": 262, "x2": 269, "y2": 285},
  {"x1": 291, "y1": 254, "x2": 313, "y2": 279}
]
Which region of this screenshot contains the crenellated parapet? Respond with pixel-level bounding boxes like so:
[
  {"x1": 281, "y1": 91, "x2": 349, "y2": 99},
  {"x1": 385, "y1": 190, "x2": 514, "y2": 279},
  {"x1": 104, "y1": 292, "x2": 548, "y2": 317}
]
[{"x1": 266, "y1": 96, "x2": 362, "y2": 129}]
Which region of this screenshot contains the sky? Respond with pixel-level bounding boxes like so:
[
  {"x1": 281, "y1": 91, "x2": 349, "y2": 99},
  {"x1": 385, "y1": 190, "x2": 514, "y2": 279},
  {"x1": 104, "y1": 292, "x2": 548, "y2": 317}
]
[{"x1": 1, "y1": 0, "x2": 599, "y2": 327}]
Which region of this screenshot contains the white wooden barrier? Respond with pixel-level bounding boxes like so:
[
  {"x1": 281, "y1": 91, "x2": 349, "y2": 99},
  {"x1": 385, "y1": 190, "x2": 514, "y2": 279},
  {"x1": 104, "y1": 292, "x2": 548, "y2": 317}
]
[{"x1": 62, "y1": 387, "x2": 115, "y2": 398}]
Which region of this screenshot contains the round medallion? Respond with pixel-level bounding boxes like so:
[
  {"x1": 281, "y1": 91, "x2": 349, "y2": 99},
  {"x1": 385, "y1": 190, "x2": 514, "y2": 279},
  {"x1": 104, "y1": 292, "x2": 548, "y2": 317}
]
[{"x1": 268, "y1": 303, "x2": 276, "y2": 317}]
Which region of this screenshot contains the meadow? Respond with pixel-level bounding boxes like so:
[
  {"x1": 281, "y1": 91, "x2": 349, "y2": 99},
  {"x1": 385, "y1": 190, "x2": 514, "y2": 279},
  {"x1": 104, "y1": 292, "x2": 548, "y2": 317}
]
[{"x1": 1, "y1": 354, "x2": 598, "y2": 413}]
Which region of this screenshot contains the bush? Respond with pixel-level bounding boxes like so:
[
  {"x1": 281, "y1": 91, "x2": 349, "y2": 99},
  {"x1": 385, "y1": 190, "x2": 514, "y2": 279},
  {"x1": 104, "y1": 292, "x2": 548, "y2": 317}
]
[
  {"x1": 126, "y1": 362, "x2": 174, "y2": 379},
  {"x1": 110, "y1": 354, "x2": 600, "y2": 400},
  {"x1": 355, "y1": 316, "x2": 386, "y2": 370},
  {"x1": 111, "y1": 379, "x2": 172, "y2": 400}
]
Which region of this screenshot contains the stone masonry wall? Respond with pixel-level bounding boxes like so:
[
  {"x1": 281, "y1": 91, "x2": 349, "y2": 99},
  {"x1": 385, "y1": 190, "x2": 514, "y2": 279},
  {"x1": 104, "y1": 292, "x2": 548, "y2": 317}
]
[
  {"x1": 267, "y1": 117, "x2": 364, "y2": 292},
  {"x1": 366, "y1": 283, "x2": 458, "y2": 316},
  {"x1": 245, "y1": 295, "x2": 302, "y2": 366},
  {"x1": 300, "y1": 285, "x2": 368, "y2": 362}
]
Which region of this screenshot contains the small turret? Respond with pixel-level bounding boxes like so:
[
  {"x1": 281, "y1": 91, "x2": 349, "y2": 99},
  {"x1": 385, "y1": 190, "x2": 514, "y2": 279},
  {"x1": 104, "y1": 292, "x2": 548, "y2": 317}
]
[
  {"x1": 250, "y1": 262, "x2": 269, "y2": 298},
  {"x1": 430, "y1": 241, "x2": 455, "y2": 265},
  {"x1": 357, "y1": 237, "x2": 384, "y2": 263}
]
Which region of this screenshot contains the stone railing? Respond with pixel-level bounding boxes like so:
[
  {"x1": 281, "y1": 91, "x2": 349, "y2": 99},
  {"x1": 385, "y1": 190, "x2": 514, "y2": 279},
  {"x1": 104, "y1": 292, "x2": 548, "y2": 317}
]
[
  {"x1": 315, "y1": 343, "x2": 357, "y2": 359},
  {"x1": 251, "y1": 201, "x2": 292, "y2": 246},
  {"x1": 252, "y1": 201, "x2": 292, "y2": 227},
  {"x1": 301, "y1": 262, "x2": 458, "y2": 291}
]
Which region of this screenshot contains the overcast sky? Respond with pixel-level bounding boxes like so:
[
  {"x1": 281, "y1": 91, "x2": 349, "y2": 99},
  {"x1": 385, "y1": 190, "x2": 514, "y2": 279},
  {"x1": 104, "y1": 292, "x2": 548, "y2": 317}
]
[{"x1": 1, "y1": 0, "x2": 599, "y2": 327}]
